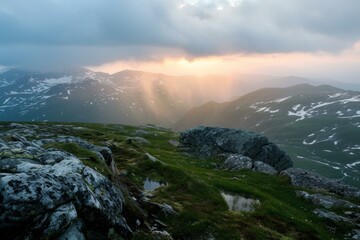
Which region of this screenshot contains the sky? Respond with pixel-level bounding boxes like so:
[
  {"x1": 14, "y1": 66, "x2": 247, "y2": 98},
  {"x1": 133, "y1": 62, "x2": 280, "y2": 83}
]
[{"x1": 1, "y1": 0, "x2": 360, "y2": 82}]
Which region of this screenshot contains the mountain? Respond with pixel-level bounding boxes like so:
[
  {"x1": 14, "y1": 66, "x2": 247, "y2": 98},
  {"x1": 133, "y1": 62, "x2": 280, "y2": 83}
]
[
  {"x1": 174, "y1": 84, "x2": 360, "y2": 186},
  {"x1": 2, "y1": 67, "x2": 359, "y2": 127},
  {"x1": 230, "y1": 75, "x2": 360, "y2": 98},
  {"x1": 0, "y1": 68, "x2": 236, "y2": 126}
]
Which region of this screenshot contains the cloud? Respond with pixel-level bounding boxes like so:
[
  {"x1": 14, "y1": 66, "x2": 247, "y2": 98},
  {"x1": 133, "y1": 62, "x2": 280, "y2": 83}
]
[{"x1": 0, "y1": 0, "x2": 359, "y2": 69}]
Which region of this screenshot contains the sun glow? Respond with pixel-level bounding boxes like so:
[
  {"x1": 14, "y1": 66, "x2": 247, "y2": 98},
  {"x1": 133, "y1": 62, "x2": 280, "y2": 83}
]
[{"x1": 88, "y1": 41, "x2": 360, "y2": 82}]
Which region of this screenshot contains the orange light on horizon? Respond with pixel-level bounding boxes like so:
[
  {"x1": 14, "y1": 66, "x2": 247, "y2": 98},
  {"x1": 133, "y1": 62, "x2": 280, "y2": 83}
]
[{"x1": 88, "y1": 41, "x2": 360, "y2": 81}]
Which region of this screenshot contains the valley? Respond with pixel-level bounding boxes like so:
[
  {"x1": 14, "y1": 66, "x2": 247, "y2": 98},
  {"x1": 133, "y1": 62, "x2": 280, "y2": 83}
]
[
  {"x1": 0, "y1": 68, "x2": 359, "y2": 186},
  {"x1": 175, "y1": 84, "x2": 360, "y2": 187}
]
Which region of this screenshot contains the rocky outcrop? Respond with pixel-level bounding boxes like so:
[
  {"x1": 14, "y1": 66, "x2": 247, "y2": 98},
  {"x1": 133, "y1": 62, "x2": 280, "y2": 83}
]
[
  {"x1": 221, "y1": 154, "x2": 277, "y2": 175},
  {"x1": 282, "y1": 168, "x2": 360, "y2": 198},
  {"x1": 296, "y1": 191, "x2": 359, "y2": 209},
  {"x1": 222, "y1": 154, "x2": 253, "y2": 171},
  {"x1": 313, "y1": 209, "x2": 355, "y2": 224},
  {"x1": 33, "y1": 135, "x2": 118, "y2": 174},
  {"x1": 0, "y1": 126, "x2": 131, "y2": 239},
  {"x1": 179, "y1": 126, "x2": 292, "y2": 172},
  {"x1": 125, "y1": 137, "x2": 151, "y2": 146}
]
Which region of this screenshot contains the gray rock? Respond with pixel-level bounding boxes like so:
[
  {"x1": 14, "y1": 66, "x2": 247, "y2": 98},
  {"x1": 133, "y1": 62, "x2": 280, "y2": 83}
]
[
  {"x1": 0, "y1": 133, "x2": 131, "y2": 239},
  {"x1": 313, "y1": 209, "x2": 353, "y2": 224},
  {"x1": 152, "y1": 230, "x2": 173, "y2": 240},
  {"x1": 42, "y1": 203, "x2": 78, "y2": 238},
  {"x1": 253, "y1": 161, "x2": 277, "y2": 175},
  {"x1": 145, "y1": 153, "x2": 158, "y2": 162},
  {"x1": 38, "y1": 151, "x2": 75, "y2": 165},
  {"x1": 126, "y1": 137, "x2": 151, "y2": 145},
  {"x1": 222, "y1": 154, "x2": 253, "y2": 171},
  {"x1": 350, "y1": 229, "x2": 360, "y2": 240},
  {"x1": 145, "y1": 201, "x2": 178, "y2": 216},
  {"x1": 179, "y1": 126, "x2": 292, "y2": 172},
  {"x1": 344, "y1": 212, "x2": 360, "y2": 224},
  {"x1": 141, "y1": 124, "x2": 167, "y2": 131},
  {"x1": 72, "y1": 126, "x2": 90, "y2": 131},
  {"x1": 58, "y1": 220, "x2": 86, "y2": 240},
  {"x1": 296, "y1": 191, "x2": 359, "y2": 209},
  {"x1": 282, "y1": 168, "x2": 360, "y2": 198},
  {"x1": 9, "y1": 123, "x2": 28, "y2": 129},
  {"x1": 168, "y1": 140, "x2": 180, "y2": 147},
  {"x1": 132, "y1": 130, "x2": 149, "y2": 136},
  {"x1": 34, "y1": 136, "x2": 118, "y2": 174}
]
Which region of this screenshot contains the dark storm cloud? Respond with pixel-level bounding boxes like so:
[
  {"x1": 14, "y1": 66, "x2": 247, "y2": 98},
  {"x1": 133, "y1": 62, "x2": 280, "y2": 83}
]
[{"x1": 0, "y1": 0, "x2": 359, "y2": 68}]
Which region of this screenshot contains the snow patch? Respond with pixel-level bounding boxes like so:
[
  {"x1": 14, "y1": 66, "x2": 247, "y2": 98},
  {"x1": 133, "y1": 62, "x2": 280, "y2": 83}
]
[
  {"x1": 43, "y1": 76, "x2": 72, "y2": 86},
  {"x1": 292, "y1": 104, "x2": 301, "y2": 111},
  {"x1": 328, "y1": 93, "x2": 346, "y2": 98},
  {"x1": 303, "y1": 139, "x2": 316, "y2": 145},
  {"x1": 273, "y1": 96, "x2": 292, "y2": 103},
  {"x1": 3, "y1": 98, "x2": 10, "y2": 104},
  {"x1": 347, "y1": 161, "x2": 360, "y2": 168},
  {"x1": 313, "y1": 160, "x2": 340, "y2": 170},
  {"x1": 340, "y1": 95, "x2": 360, "y2": 104}
]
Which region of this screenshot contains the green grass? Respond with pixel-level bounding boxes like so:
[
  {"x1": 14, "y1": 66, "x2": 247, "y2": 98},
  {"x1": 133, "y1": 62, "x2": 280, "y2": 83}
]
[{"x1": 22, "y1": 122, "x2": 358, "y2": 239}]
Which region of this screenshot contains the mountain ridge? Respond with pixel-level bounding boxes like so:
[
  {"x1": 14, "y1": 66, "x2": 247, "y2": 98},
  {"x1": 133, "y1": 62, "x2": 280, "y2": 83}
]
[{"x1": 174, "y1": 84, "x2": 360, "y2": 187}]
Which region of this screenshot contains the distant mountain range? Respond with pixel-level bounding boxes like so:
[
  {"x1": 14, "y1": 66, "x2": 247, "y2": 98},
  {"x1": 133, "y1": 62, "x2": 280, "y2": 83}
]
[
  {"x1": 1, "y1": 68, "x2": 359, "y2": 127},
  {"x1": 174, "y1": 84, "x2": 360, "y2": 186},
  {"x1": 1, "y1": 68, "x2": 359, "y2": 186},
  {"x1": 0, "y1": 68, "x2": 238, "y2": 126}
]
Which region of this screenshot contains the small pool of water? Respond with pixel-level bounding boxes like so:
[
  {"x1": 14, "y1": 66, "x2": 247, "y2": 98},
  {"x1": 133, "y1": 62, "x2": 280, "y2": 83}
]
[
  {"x1": 221, "y1": 191, "x2": 260, "y2": 212},
  {"x1": 143, "y1": 178, "x2": 166, "y2": 191}
]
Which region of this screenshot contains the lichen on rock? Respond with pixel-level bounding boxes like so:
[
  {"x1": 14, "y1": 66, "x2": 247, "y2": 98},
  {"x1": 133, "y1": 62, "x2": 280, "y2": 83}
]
[{"x1": 0, "y1": 124, "x2": 131, "y2": 239}]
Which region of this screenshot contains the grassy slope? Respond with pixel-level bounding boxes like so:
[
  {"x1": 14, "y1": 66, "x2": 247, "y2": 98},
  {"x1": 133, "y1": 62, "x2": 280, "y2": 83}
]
[{"x1": 13, "y1": 122, "x2": 359, "y2": 240}]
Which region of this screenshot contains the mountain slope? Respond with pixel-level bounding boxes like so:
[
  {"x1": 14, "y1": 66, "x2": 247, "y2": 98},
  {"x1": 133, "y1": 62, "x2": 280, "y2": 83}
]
[
  {"x1": 2, "y1": 67, "x2": 359, "y2": 127},
  {"x1": 174, "y1": 84, "x2": 360, "y2": 186},
  {"x1": 0, "y1": 68, "x2": 234, "y2": 126},
  {"x1": 1, "y1": 122, "x2": 359, "y2": 239}
]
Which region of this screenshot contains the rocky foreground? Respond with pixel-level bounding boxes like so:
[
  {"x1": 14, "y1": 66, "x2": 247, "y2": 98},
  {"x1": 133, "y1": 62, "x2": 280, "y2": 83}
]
[
  {"x1": 0, "y1": 123, "x2": 132, "y2": 239},
  {"x1": 0, "y1": 123, "x2": 359, "y2": 239}
]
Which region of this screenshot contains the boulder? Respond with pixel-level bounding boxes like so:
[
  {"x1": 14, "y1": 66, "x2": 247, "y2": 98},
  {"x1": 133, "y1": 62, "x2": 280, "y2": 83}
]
[
  {"x1": 179, "y1": 126, "x2": 292, "y2": 172},
  {"x1": 145, "y1": 153, "x2": 158, "y2": 162},
  {"x1": 58, "y1": 220, "x2": 86, "y2": 240},
  {"x1": 33, "y1": 136, "x2": 118, "y2": 174},
  {"x1": 313, "y1": 209, "x2": 353, "y2": 224},
  {"x1": 296, "y1": 191, "x2": 359, "y2": 209},
  {"x1": 253, "y1": 161, "x2": 277, "y2": 175},
  {"x1": 132, "y1": 130, "x2": 149, "y2": 136},
  {"x1": 126, "y1": 137, "x2": 151, "y2": 146},
  {"x1": 168, "y1": 140, "x2": 180, "y2": 147},
  {"x1": 282, "y1": 168, "x2": 360, "y2": 198},
  {"x1": 0, "y1": 133, "x2": 131, "y2": 239},
  {"x1": 222, "y1": 154, "x2": 253, "y2": 171}
]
